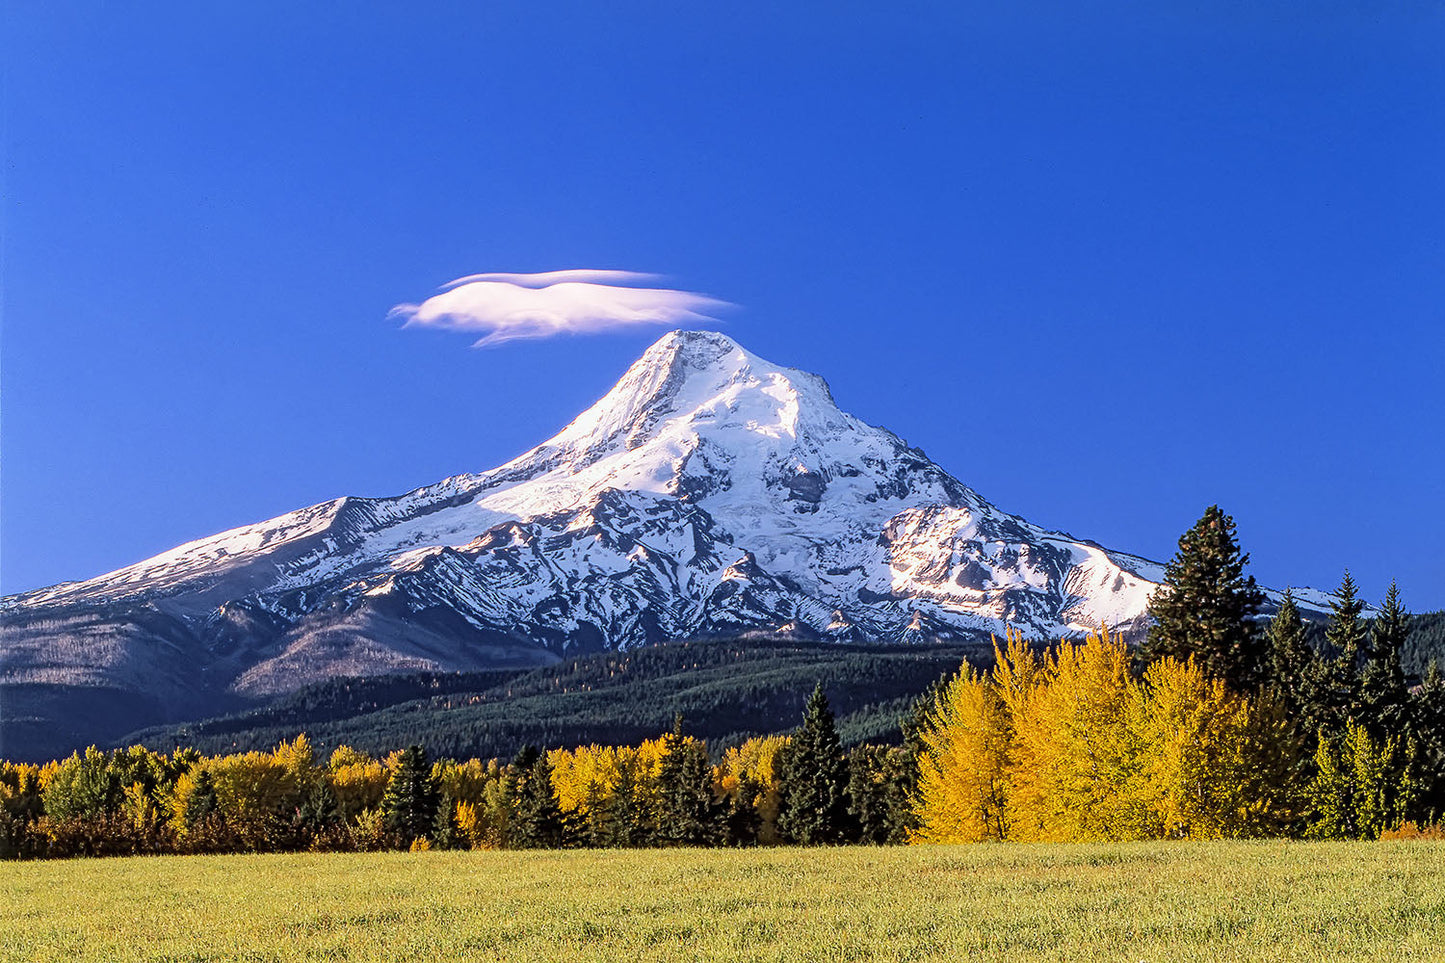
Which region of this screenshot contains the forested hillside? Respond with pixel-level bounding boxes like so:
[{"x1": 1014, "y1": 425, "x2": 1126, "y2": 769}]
[
  {"x1": 125, "y1": 638, "x2": 987, "y2": 760},
  {"x1": 122, "y1": 609, "x2": 1444, "y2": 765},
  {"x1": 1300, "y1": 609, "x2": 1444, "y2": 676}
]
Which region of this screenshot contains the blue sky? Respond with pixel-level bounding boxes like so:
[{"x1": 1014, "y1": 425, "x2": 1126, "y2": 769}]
[{"x1": 3, "y1": 3, "x2": 1442, "y2": 609}]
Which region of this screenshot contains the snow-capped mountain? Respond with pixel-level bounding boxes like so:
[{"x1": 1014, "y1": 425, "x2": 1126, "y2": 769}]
[{"x1": 0, "y1": 330, "x2": 1322, "y2": 756}]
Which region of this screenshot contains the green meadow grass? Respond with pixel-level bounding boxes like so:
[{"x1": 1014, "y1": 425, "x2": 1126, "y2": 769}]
[{"x1": 2, "y1": 842, "x2": 1443, "y2": 962}]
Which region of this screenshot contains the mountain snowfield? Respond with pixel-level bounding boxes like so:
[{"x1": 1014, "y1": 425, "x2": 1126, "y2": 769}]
[{"x1": 0, "y1": 330, "x2": 1325, "y2": 755}]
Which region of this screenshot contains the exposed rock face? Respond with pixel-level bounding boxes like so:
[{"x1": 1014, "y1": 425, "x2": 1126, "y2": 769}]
[{"x1": 0, "y1": 330, "x2": 1324, "y2": 759}]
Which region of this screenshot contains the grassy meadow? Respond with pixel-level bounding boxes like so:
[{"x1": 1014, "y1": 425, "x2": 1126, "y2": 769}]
[{"x1": 3, "y1": 842, "x2": 1443, "y2": 962}]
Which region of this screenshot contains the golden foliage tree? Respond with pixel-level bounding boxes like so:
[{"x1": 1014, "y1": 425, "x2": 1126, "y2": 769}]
[{"x1": 912, "y1": 625, "x2": 1306, "y2": 843}]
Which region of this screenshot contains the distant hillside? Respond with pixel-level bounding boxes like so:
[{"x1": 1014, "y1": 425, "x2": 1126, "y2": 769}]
[
  {"x1": 116, "y1": 611, "x2": 1445, "y2": 764},
  {"x1": 1401, "y1": 611, "x2": 1445, "y2": 676},
  {"x1": 125, "y1": 638, "x2": 990, "y2": 761},
  {"x1": 1302, "y1": 609, "x2": 1445, "y2": 677}
]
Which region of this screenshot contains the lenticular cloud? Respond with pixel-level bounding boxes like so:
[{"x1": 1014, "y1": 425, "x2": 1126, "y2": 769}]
[{"x1": 391, "y1": 270, "x2": 730, "y2": 347}]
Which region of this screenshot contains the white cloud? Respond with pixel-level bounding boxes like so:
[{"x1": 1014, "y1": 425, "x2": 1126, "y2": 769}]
[{"x1": 392, "y1": 270, "x2": 731, "y2": 347}]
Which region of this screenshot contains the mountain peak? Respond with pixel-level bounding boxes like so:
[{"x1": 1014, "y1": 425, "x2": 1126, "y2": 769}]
[
  {"x1": 527, "y1": 330, "x2": 840, "y2": 464},
  {"x1": 642, "y1": 328, "x2": 743, "y2": 365}
]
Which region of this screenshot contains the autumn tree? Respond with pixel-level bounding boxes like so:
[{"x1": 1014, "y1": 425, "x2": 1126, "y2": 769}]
[
  {"x1": 1306, "y1": 722, "x2": 1408, "y2": 840},
  {"x1": 912, "y1": 666, "x2": 1012, "y2": 843},
  {"x1": 717, "y1": 735, "x2": 786, "y2": 844},
  {"x1": 911, "y1": 626, "x2": 1306, "y2": 844},
  {"x1": 601, "y1": 756, "x2": 653, "y2": 847},
  {"x1": 1007, "y1": 626, "x2": 1143, "y2": 841},
  {"x1": 1142, "y1": 506, "x2": 1267, "y2": 691}
]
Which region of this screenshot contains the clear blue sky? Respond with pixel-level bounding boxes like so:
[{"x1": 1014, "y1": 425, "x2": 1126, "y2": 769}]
[{"x1": 3, "y1": 3, "x2": 1442, "y2": 609}]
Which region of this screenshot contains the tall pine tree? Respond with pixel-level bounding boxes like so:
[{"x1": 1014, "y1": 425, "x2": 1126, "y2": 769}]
[
  {"x1": 776, "y1": 684, "x2": 855, "y2": 845},
  {"x1": 1360, "y1": 580, "x2": 1410, "y2": 739},
  {"x1": 381, "y1": 745, "x2": 439, "y2": 846},
  {"x1": 1406, "y1": 664, "x2": 1445, "y2": 824},
  {"x1": 1265, "y1": 590, "x2": 1316, "y2": 718},
  {"x1": 1319, "y1": 570, "x2": 1369, "y2": 731},
  {"x1": 1142, "y1": 505, "x2": 1267, "y2": 692},
  {"x1": 503, "y1": 746, "x2": 565, "y2": 848},
  {"x1": 655, "y1": 717, "x2": 723, "y2": 846}
]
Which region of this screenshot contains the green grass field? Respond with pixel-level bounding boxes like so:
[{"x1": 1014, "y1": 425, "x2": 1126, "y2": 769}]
[{"x1": 3, "y1": 842, "x2": 1443, "y2": 962}]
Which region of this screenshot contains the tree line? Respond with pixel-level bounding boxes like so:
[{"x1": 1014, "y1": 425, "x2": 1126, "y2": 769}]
[
  {"x1": 1, "y1": 505, "x2": 1441, "y2": 858},
  {"x1": 916, "y1": 507, "x2": 1445, "y2": 842},
  {"x1": 0, "y1": 684, "x2": 917, "y2": 858}
]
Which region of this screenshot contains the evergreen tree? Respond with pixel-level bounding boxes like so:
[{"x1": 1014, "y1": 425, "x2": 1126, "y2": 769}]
[
  {"x1": 381, "y1": 745, "x2": 439, "y2": 846},
  {"x1": 504, "y1": 746, "x2": 565, "y2": 848},
  {"x1": 721, "y1": 773, "x2": 762, "y2": 847},
  {"x1": 846, "y1": 745, "x2": 907, "y2": 845},
  {"x1": 1142, "y1": 505, "x2": 1267, "y2": 691},
  {"x1": 1320, "y1": 571, "x2": 1369, "y2": 730},
  {"x1": 1404, "y1": 663, "x2": 1445, "y2": 824},
  {"x1": 296, "y1": 780, "x2": 338, "y2": 846},
  {"x1": 183, "y1": 768, "x2": 219, "y2": 831},
  {"x1": 656, "y1": 719, "x2": 723, "y2": 846},
  {"x1": 887, "y1": 677, "x2": 945, "y2": 842},
  {"x1": 601, "y1": 757, "x2": 651, "y2": 847},
  {"x1": 1360, "y1": 581, "x2": 1410, "y2": 739},
  {"x1": 1265, "y1": 591, "x2": 1318, "y2": 719},
  {"x1": 776, "y1": 684, "x2": 856, "y2": 845},
  {"x1": 431, "y1": 792, "x2": 458, "y2": 850}
]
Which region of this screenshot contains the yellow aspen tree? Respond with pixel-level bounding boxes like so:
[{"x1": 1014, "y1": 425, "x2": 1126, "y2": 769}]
[
  {"x1": 434, "y1": 757, "x2": 496, "y2": 809},
  {"x1": 912, "y1": 667, "x2": 1012, "y2": 842},
  {"x1": 1133, "y1": 658, "x2": 1303, "y2": 838},
  {"x1": 1009, "y1": 625, "x2": 1144, "y2": 841},
  {"x1": 719, "y1": 735, "x2": 787, "y2": 842},
  {"x1": 271, "y1": 735, "x2": 320, "y2": 790},
  {"x1": 326, "y1": 746, "x2": 387, "y2": 818},
  {"x1": 1130, "y1": 655, "x2": 1222, "y2": 837}
]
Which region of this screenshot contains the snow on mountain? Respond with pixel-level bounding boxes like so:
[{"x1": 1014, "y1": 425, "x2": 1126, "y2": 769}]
[{"x1": 0, "y1": 330, "x2": 1312, "y2": 754}]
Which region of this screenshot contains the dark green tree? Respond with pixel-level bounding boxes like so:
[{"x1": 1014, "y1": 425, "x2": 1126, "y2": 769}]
[
  {"x1": 1319, "y1": 571, "x2": 1369, "y2": 730},
  {"x1": 1360, "y1": 581, "x2": 1410, "y2": 740},
  {"x1": 887, "y1": 677, "x2": 948, "y2": 842},
  {"x1": 847, "y1": 745, "x2": 904, "y2": 845},
  {"x1": 1141, "y1": 505, "x2": 1267, "y2": 691},
  {"x1": 183, "y1": 769, "x2": 220, "y2": 830},
  {"x1": 776, "y1": 684, "x2": 856, "y2": 845},
  {"x1": 1265, "y1": 590, "x2": 1316, "y2": 717},
  {"x1": 601, "y1": 757, "x2": 652, "y2": 847},
  {"x1": 721, "y1": 773, "x2": 762, "y2": 847},
  {"x1": 431, "y1": 792, "x2": 458, "y2": 850},
  {"x1": 381, "y1": 745, "x2": 439, "y2": 846},
  {"x1": 655, "y1": 717, "x2": 723, "y2": 846},
  {"x1": 294, "y1": 780, "x2": 338, "y2": 847},
  {"x1": 1406, "y1": 664, "x2": 1445, "y2": 824},
  {"x1": 504, "y1": 746, "x2": 565, "y2": 848}
]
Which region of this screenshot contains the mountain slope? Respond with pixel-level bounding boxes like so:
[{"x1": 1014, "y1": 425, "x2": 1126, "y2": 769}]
[
  {"x1": 0, "y1": 330, "x2": 1322, "y2": 760},
  {"x1": 123, "y1": 637, "x2": 987, "y2": 761}
]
